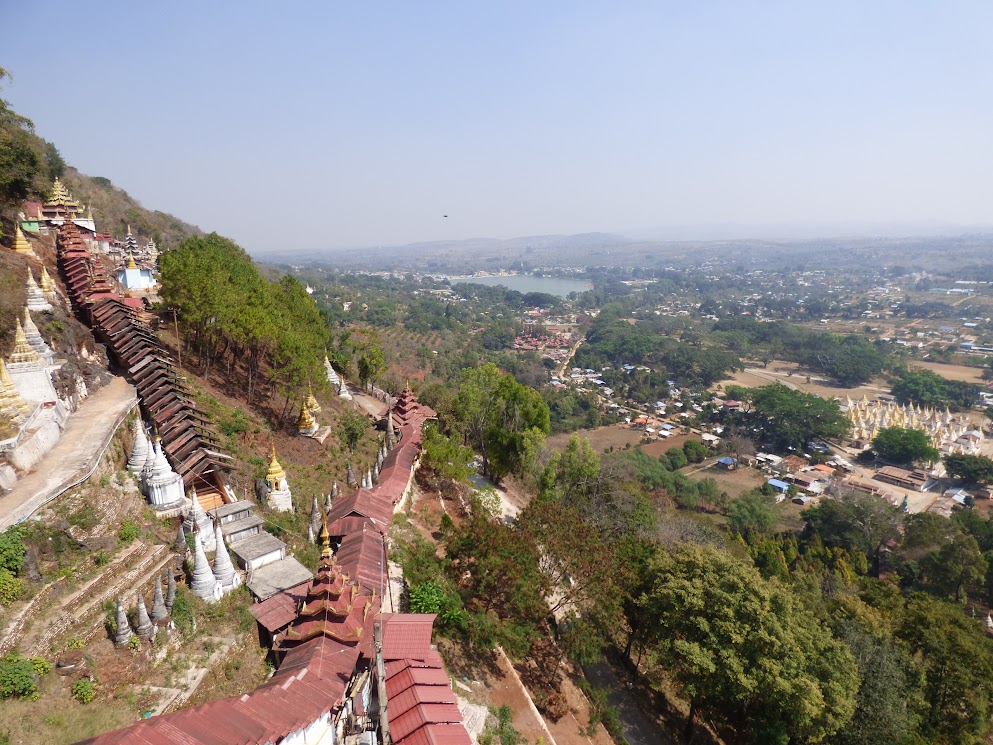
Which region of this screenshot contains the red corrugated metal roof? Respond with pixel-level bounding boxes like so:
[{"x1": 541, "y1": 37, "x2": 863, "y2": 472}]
[{"x1": 382, "y1": 613, "x2": 437, "y2": 660}]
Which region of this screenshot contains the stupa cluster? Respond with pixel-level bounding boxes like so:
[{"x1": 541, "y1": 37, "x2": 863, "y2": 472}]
[
  {"x1": 845, "y1": 395, "x2": 986, "y2": 455},
  {"x1": 113, "y1": 570, "x2": 177, "y2": 647},
  {"x1": 128, "y1": 422, "x2": 186, "y2": 512}
]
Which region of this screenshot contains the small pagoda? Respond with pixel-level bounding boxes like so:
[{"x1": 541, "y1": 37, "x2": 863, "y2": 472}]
[{"x1": 264, "y1": 445, "x2": 294, "y2": 513}]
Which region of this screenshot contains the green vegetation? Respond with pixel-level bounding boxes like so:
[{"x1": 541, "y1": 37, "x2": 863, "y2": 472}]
[
  {"x1": 160, "y1": 233, "x2": 329, "y2": 408},
  {"x1": 713, "y1": 316, "x2": 889, "y2": 386},
  {"x1": 71, "y1": 678, "x2": 96, "y2": 704},
  {"x1": 944, "y1": 453, "x2": 993, "y2": 484},
  {"x1": 117, "y1": 518, "x2": 140, "y2": 545},
  {"x1": 892, "y1": 369, "x2": 980, "y2": 411},
  {"x1": 0, "y1": 654, "x2": 48, "y2": 701},
  {"x1": 872, "y1": 427, "x2": 940, "y2": 466},
  {"x1": 726, "y1": 383, "x2": 849, "y2": 452},
  {"x1": 452, "y1": 363, "x2": 550, "y2": 480},
  {"x1": 0, "y1": 526, "x2": 26, "y2": 606}
]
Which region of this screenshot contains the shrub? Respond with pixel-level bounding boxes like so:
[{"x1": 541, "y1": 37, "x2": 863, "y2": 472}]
[
  {"x1": 0, "y1": 568, "x2": 22, "y2": 606},
  {"x1": 66, "y1": 637, "x2": 85, "y2": 651},
  {"x1": 71, "y1": 677, "x2": 96, "y2": 704},
  {"x1": 118, "y1": 518, "x2": 140, "y2": 545},
  {"x1": 29, "y1": 657, "x2": 51, "y2": 677},
  {"x1": 0, "y1": 654, "x2": 40, "y2": 700},
  {"x1": 128, "y1": 634, "x2": 142, "y2": 653}
]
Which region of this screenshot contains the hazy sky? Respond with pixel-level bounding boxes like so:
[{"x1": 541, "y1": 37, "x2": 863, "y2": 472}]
[{"x1": 5, "y1": 1, "x2": 992, "y2": 252}]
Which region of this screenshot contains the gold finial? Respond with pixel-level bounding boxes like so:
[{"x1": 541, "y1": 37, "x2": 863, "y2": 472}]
[
  {"x1": 39, "y1": 266, "x2": 56, "y2": 293},
  {"x1": 319, "y1": 513, "x2": 331, "y2": 558},
  {"x1": 127, "y1": 224, "x2": 132, "y2": 236},
  {"x1": 126, "y1": 251, "x2": 137, "y2": 270}
]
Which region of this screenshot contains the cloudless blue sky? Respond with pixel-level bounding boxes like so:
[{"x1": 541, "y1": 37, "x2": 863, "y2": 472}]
[{"x1": 4, "y1": 1, "x2": 992, "y2": 252}]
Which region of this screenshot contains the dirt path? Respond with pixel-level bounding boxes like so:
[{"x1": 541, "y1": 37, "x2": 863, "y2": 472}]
[
  {"x1": 556, "y1": 338, "x2": 585, "y2": 378},
  {"x1": 584, "y1": 658, "x2": 675, "y2": 745},
  {"x1": 0, "y1": 377, "x2": 137, "y2": 530}
]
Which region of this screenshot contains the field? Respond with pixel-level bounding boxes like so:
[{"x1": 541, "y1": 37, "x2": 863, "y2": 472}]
[
  {"x1": 547, "y1": 423, "x2": 703, "y2": 455},
  {"x1": 909, "y1": 360, "x2": 988, "y2": 384},
  {"x1": 685, "y1": 462, "x2": 767, "y2": 499}
]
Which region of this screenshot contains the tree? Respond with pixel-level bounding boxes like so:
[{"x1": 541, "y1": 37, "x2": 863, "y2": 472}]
[
  {"x1": 897, "y1": 595, "x2": 993, "y2": 742},
  {"x1": 830, "y1": 623, "x2": 922, "y2": 745},
  {"x1": 802, "y1": 491, "x2": 902, "y2": 577},
  {"x1": 639, "y1": 544, "x2": 859, "y2": 743},
  {"x1": 872, "y1": 427, "x2": 940, "y2": 466},
  {"x1": 452, "y1": 364, "x2": 550, "y2": 480},
  {"x1": 922, "y1": 532, "x2": 987, "y2": 602},
  {"x1": 892, "y1": 369, "x2": 980, "y2": 411},
  {"x1": 337, "y1": 409, "x2": 367, "y2": 451},
  {"x1": 421, "y1": 423, "x2": 474, "y2": 482},
  {"x1": 728, "y1": 490, "x2": 780, "y2": 539},
  {"x1": 357, "y1": 343, "x2": 386, "y2": 388},
  {"x1": 944, "y1": 453, "x2": 993, "y2": 484},
  {"x1": 748, "y1": 384, "x2": 849, "y2": 453}
]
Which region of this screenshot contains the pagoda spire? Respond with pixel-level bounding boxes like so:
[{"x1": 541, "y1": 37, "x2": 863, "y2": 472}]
[
  {"x1": 190, "y1": 529, "x2": 221, "y2": 602},
  {"x1": 13, "y1": 224, "x2": 36, "y2": 258},
  {"x1": 114, "y1": 596, "x2": 133, "y2": 647},
  {"x1": 128, "y1": 421, "x2": 150, "y2": 475},
  {"x1": 151, "y1": 576, "x2": 168, "y2": 622},
  {"x1": 39, "y1": 266, "x2": 56, "y2": 295},
  {"x1": 165, "y1": 569, "x2": 176, "y2": 613},
  {"x1": 126, "y1": 251, "x2": 137, "y2": 270},
  {"x1": 297, "y1": 396, "x2": 318, "y2": 434},
  {"x1": 134, "y1": 592, "x2": 153, "y2": 639},
  {"x1": 211, "y1": 520, "x2": 238, "y2": 591},
  {"x1": 8, "y1": 319, "x2": 40, "y2": 365}
]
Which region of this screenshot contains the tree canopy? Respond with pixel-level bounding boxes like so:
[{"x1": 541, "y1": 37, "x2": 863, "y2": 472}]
[{"x1": 872, "y1": 427, "x2": 940, "y2": 466}]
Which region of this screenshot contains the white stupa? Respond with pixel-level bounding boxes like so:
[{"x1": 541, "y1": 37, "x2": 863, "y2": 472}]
[
  {"x1": 20, "y1": 308, "x2": 55, "y2": 364},
  {"x1": 263, "y1": 446, "x2": 293, "y2": 512},
  {"x1": 183, "y1": 487, "x2": 215, "y2": 551},
  {"x1": 143, "y1": 437, "x2": 185, "y2": 510},
  {"x1": 189, "y1": 530, "x2": 222, "y2": 602},
  {"x1": 211, "y1": 520, "x2": 241, "y2": 593},
  {"x1": 127, "y1": 421, "x2": 150, "y2": 475},
  {"x1": 25, "y1": 270, "x2": 52, "y2": 313}
]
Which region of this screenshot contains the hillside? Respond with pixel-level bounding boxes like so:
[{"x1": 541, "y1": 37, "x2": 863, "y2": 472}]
[{"x1": 57, "y1": 169, "x2": 202, "y2": 250}]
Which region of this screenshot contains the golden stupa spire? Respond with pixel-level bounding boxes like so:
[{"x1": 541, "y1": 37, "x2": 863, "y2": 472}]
[
  {"x1": 39, "y1": 266, "x2": 56, "y2": 294},
  {"x1": 8, "y1": 319, "x2": 40, "y2": 365},
  {"x1": 0, "y1": 357, "x2": 31, "y2": 416},
  {"x1": 266, "y1": 444, "x2": 286, "y2": 482},
  {"x1": 127, "y1": 224, "x2": 132, "y2": 236},
  {"x1": 13, "y1": 225, "x2": 36, "y2": 258},
  {"x1": 319, "y1": 513, "x2": 331, "y2": 559},
  {"x1": 305, "y1": 384, "x2": 321, "y2": 413},
  {"x1": 297, "y1": 398, "x2": 316, "y2": 431},
  {"x1": 126, "y1": 251, "x2": 137, "y2": 270}
]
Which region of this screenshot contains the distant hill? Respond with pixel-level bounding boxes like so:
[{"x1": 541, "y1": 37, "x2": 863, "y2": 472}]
[{"x1": 259, "y1": 229, "x2": 993, "y2": 277}]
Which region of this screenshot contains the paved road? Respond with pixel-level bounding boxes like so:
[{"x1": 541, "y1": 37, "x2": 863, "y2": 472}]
[{"x1": 0, "y1": 377, "x2": 137, "y2": 530}]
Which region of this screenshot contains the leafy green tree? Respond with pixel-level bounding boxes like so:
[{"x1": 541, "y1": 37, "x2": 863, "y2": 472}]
[
  {"x1": 336, "y1": 409, "x2": 368, "y2": 452},
  {"x1": 898, "y1": 595, "x2": 993, "y2": 742},
  {"x1": 748, "y1": 384, "x2": 849, "y2": 452},
  {"x1": 802, "y1": 491, "x2": 902, "y2": 577},
  {"x1": 892, "y1": 369, "x2": 980, "y2": 411},
  {"x1": 829, "y1": 623, "x2": 922, "y2": 745},
  {"x1": 728, "y1": 490, "x2": 780, "y2": 539},
  {"x1": 872, "y1": 427, "x2": 940, "y2": 466},
  {"x1": 922, "y1": 532, "x2": 987, "y2": 602},
  {"x1": 944, "y1": 453, "x2": 993, "y2": 484},
  {"x1": 0, "y1": 526, "x2": 26, "y2": 574},
  {"x1": 639, "y1": 544, "x2": 859, "y2": 743},
  {"x1": 421, "y1": 423, "x2": 474, "y2": 482},
  {"x1": 665, "y1": 447, "x2": 688, "y2": 469},
  {"x1": 452, "y1": 364, "x2": 549, "y2": 480}
]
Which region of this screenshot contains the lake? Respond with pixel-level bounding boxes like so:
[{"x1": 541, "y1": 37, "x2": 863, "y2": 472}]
[{"x1": 448, "y1": 274, "x2": 591, "y2": 298}]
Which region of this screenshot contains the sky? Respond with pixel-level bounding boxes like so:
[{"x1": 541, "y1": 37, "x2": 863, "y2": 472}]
[{"x1": 4, "y1": 1, "x2": 993, "y2": 253}]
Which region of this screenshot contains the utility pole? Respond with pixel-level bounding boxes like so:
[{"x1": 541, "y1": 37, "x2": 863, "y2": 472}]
[{"x1": 172, "y1": 307, "x2": 183, "y2": 371}]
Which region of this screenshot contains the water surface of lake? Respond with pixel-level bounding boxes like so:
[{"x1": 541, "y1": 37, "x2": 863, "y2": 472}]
[{"x1": 449, "y1": 275, "x2": 591, "y2": 298}]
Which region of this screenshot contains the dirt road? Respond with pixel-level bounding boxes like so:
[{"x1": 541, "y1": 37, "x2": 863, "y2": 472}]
[{"x1": 0, "y1": 377, "x2": 137, "y2": 530}]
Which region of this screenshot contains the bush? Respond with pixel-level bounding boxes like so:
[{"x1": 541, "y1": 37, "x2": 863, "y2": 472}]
[
  {"x1": 71, "y1": 677, "x2": 96, "y2": 704},
  {"x1": 0, "y1": 526, "x2": 26, "y2": 574},
  {"x1": 29, "y1": 657, "x2": 51, "y2": 677},
  {"x1": 0, "y1": 654, "x2": 40, "y2": 700},
  {"x1": 65, "y1": 637, "x2": 85, "y2": 651},
  {"x1": 118, "y1": 518, "x2": 140, "y2": 545},
  {"x1": 0, "y1": 568, "x2": 22, "y2": 606}
]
